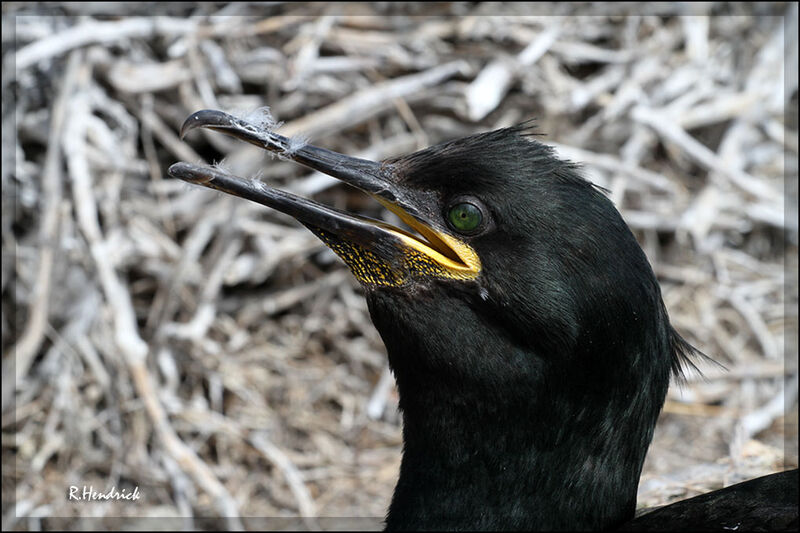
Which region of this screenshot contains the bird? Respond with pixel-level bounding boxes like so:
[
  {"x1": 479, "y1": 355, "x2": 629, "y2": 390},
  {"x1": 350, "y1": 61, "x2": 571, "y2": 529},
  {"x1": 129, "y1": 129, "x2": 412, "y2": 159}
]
[{"x1": 168, "y1": 109, "x2": 798, "y2": 531}]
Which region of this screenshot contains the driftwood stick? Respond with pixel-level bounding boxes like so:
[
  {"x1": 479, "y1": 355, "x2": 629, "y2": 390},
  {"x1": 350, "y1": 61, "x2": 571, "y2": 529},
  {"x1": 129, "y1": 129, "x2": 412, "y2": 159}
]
[
  {"x1": 549, "y1": 141, "x2": 678, "y2": 193},
  {"x1": 140, "y1": 94, "x2": 177, "y2": 238},
  {"x1": 730, "y1": 375, "x2": 798, "y2": 461},
  {"x1": 64, "y1": 78, "x2": 243, "y2": 528},
  {"x1": 13, "y1": 18, "x2": 197, "y2": 73},
  {"x1": 631, "y1": 106, "x2": 779, "y2": 203},
  {"x1": 3, "y1": 50, "x2": 80, "y2": 409},
  {"x1": 250, "y1": 432, "x2": 319, "y2": 527},
  {"x1": 279, "y1": 61, "x2": 469, "y2": 139},
  {"x1": 465, "y1": 25, "x2": 560, "y2": 121}
]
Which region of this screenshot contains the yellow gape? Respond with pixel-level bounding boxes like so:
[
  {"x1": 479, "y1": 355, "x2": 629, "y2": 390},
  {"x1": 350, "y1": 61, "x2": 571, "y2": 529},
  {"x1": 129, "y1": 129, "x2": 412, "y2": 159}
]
[{"x1": 312, "y1": 197, "x2": 481, "y2": 287}]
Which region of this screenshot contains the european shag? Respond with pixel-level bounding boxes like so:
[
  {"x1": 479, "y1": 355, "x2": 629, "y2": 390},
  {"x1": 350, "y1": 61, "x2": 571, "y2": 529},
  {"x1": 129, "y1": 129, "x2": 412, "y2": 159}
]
[{"x1": 169, "y1": 110, "x2": 797, "y2": 531}]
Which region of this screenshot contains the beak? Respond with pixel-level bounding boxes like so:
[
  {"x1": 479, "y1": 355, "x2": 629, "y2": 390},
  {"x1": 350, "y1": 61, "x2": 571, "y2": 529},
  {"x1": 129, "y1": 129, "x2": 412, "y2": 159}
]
[{"x1": 168, "y1": 110, "x2": 480, "y2": 287}]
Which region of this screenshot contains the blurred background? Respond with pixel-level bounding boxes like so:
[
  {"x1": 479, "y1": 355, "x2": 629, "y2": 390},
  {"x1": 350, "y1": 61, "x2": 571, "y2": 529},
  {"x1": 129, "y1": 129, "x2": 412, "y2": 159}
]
[{"x1": 2, "y1": 2, "x2": 798, "y2": 530}]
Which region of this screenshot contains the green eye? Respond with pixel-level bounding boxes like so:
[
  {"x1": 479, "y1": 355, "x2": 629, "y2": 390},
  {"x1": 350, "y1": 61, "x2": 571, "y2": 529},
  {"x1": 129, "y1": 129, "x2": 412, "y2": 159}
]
[{"x1": 447, "y1": 202, "x2": 483, "y2": 233}]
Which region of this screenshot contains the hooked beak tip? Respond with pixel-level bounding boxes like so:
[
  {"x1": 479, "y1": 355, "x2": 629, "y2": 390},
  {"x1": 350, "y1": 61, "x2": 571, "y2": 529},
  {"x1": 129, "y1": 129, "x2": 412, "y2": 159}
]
[
  {"x1": 179, "y1": 113, "x2": 204, "y2": 140},
  {"x1": 179, "y1": 109, "x2": 239, "y2": 140},
  {"x1": 173, "y1": 108, "x2": 394, "y2": 207}
]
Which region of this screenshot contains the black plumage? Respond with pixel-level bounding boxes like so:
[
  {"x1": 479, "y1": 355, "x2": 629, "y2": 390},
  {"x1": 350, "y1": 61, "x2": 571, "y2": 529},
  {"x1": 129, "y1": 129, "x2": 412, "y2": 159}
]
[
  {"x1": 169, "y1": 111, "x2": 797, "y2": 531},
  {"x1": 621, "y1": 469, "x2": 798, "y2": 532},
  {"x1": 368, "y1": 125, "x2": 702, "y2": 530}
]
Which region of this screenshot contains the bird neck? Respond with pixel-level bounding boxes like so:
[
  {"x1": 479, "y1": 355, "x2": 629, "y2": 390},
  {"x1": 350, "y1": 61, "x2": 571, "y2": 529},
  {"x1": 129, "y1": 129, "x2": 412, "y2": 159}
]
[
  {"x1": 366, "y1": 291, "x2": 669, "y2": 531},
  {"x1": 385, "y1": 379, "x2": 648, "y2": 530}
]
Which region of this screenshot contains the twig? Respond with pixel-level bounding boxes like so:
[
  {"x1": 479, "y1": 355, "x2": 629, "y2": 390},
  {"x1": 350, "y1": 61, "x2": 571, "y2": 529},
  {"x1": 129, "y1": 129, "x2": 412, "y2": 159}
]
[
  {"x1": 465, "y1": 25, "x2": 560, "y2": 121},
  {"x1": 12, "y1": 18, "x2": 197, "y2": 73},
  {"x1": 3, "y1": 50, "x2": 80, "y2": 410},
  {"x1": 64, "y1": 82, "x2": 243, "y2": 528},
  {"x1": 725, "y1": 291, "x2": 779, "y2": 361},
  {"x1": 250, "y1": 432, "x2": 319, "y2": 528},
  {"x1": 137, "y1": 102, "x2": 205, "y2": 164},
  {"x1": 279, "y1": 61, "x2": 470, "y2": 139},
  {"x1": 140, "y1": 94, "x2": 177, "y2": 238},
  {"x1": 631, "y1": 106, "x2": 780, "y2": 203},
  {"x1": 731, "y1": 375, "x2": 799, "y2": 460},
  {"x1": 160, "y1": 237, "x2": 241, "y2": 341},
  {"x1": 549, "y1": 141, "x2": 678, "y2": 193}
]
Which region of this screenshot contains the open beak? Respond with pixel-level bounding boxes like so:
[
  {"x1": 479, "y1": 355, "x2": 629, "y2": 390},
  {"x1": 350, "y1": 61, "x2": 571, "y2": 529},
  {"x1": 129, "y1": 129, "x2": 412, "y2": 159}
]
[{"x1": 168, "y1": 110, "x2": 480, "y2": 287}]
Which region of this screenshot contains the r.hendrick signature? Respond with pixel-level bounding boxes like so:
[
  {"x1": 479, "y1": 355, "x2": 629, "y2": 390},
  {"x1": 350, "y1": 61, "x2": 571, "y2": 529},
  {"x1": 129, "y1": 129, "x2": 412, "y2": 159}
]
[{"x1": 68, "y1": 485, "x2": 141, "y2": 502}]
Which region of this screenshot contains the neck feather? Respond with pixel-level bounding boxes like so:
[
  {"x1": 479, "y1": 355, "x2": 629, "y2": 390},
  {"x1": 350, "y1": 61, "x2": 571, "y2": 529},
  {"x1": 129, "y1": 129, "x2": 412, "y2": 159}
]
[
  {"x1": 366, "y1": 291, "x2": 671, "y2": 531},
  {"x1": 385, "y1": 377, "x2": 660, "y2": 530}
]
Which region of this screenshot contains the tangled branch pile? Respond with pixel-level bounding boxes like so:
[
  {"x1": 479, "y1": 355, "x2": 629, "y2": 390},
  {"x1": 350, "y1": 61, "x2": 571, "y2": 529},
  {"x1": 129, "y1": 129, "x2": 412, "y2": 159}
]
[{"x1": 2, "y1": 3, "x2": 797, "y2": 530}]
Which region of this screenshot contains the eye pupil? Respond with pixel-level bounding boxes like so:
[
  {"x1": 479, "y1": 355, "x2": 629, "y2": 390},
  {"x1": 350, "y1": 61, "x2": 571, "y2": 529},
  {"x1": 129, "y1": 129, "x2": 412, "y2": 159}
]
[{"x1": 447, "y1": 202, "x2": 483, "y2": 233}]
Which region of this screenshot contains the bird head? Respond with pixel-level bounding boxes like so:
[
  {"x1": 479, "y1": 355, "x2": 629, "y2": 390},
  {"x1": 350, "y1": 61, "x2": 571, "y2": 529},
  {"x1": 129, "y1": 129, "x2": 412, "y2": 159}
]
[
  {"x1": 171, "y1": 109, "x2": 704, "y2": 529},
  {"x1": 170, "y1": 111, "x2": 693, "y2": 389}
]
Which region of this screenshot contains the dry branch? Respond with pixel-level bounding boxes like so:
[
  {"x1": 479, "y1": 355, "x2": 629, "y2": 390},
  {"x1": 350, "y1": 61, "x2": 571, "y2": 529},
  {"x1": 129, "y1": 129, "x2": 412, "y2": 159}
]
[
  {"x1": 3, "y1": 50, "x2": 81, "y2": 408},
  {"x1": 64, "y1": 73, "x2": 243, "y2": 528}
]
